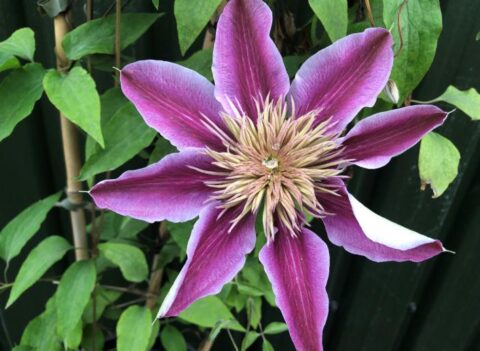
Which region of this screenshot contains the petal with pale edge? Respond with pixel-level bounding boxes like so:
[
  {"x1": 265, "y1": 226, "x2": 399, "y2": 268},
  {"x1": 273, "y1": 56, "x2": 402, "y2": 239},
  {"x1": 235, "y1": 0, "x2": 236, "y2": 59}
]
[
  {"x1": 289, "y1": 28, "x2": 393, "y2": 132},
  {"x1": 157, "y1": 204, "x2": 256, "y2": 318},
  {"x1": 341, "y1": 105, "x2": 448, "y2": 169},
  {"x1": 90, "y1": 150, "x2": 217, "y2": 223},
  {"x1": 259, "y1": 228, "x2": 329, "y2": 351},
  {"x1": 319, "y1": 179, "x2": 445, "y2": 262},
  {"x1": 121, "y1": 60, "x2": 225, "y2": 150},
  {"x1": 213, "y1": 0, "x2": 289, "y2": 119}
]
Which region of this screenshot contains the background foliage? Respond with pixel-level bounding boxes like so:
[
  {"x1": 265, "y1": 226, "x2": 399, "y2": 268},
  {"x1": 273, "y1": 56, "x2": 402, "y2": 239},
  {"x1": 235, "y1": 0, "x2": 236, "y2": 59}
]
[{"x1": 0, "y1": 0, "x2": 479, "y2": 350}]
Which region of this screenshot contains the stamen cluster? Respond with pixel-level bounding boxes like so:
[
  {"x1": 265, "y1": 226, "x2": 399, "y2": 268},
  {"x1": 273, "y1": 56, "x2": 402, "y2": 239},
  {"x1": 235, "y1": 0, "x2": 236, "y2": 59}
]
[{"x1": 198, "y1": 99, "x2": 346, "y2": 240}]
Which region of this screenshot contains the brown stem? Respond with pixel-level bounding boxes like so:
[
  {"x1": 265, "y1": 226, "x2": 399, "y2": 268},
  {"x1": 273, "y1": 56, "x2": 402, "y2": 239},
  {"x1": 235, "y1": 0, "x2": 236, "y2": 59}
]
[
  {"x1": 395, "y1": 0, "x2": 408, "y2": 57},
  {"x1": 364, "y1": 0, "x2": 376, "y2": 26},
  {"x1": 145, "y1": 222, "x2": 168, "y2": 310},
  {"x1": 53, "y1": 14, "x2": 89, "y2": 261},
  {"x1": 198, "y1": 339, "x2": 214, "y2": 351}
]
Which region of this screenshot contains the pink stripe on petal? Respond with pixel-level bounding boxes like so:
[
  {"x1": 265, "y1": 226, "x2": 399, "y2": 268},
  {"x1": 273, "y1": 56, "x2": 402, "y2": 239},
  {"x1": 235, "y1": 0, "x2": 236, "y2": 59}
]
[
  {"x1": 319, "y1": 179, "x2": 445, "y2": 263},
  {"x1": 157, "y1": 204, "x2": 256, "y2": 317},
  {"x1": 341, "y1": 105, "x2": 448, "y2": 169},
  {"x1": 289, "y1": 28, "x2": 393, "y2": 132},
  {"x1": 121, "y1": 60, "x2": 225, "y2": 150},
  {"x1": 90, "y1": 150, "x2": 217, "y2": 223},
  {"x1": 213, "y1": 0, "x2": 289, "y2": 120},
  {"x1": 260, "y1": 227, "x2": 329, "y2": 351}
]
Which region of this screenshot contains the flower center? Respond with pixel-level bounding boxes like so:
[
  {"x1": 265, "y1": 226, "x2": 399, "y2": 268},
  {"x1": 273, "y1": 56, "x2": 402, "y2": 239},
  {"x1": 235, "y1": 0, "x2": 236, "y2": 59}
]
[{"x1": 198, "y1": 98, "x2": 346, "y2": 240}]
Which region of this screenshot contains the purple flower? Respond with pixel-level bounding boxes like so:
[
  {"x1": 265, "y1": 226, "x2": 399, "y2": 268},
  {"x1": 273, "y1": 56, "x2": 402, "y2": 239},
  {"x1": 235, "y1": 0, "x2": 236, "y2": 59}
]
[{"x1": 90, "y1": 0, "x2": 448, "y2": 349}]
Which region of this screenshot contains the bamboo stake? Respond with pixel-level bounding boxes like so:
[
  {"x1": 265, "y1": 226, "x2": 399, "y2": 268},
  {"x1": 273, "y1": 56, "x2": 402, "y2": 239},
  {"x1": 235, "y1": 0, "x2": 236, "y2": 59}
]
[{"x1": 53, "y1": 14, "x2": 89, "y2": 261}]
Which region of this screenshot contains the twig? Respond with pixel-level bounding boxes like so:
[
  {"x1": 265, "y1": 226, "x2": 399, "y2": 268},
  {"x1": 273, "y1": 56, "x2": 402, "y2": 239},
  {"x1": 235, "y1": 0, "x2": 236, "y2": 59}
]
[
  {"x1": 364, "y1": 0, "x2": 375, "y2": 26},
  {"x1": 53, "y1": 14, "x2": 89, "y2": 261},
  {"x1": 198, "y1": 339, "x2": 214, "y2": 351},
  {"x1": 145, "y1": 223, "x2": 168, "y2": 310}
]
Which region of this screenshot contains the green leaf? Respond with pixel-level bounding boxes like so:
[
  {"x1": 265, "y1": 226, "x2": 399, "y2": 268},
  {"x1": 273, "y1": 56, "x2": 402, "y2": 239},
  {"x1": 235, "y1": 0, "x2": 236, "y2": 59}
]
[
  {"x1": 160, "y1": 325, "x2": 187, "y2": 351},
  {"x1": 428, "y1": 86, "x2": 480, "y2": 120},
  {"x1": 174, "y1": 0, "x2": 222, "y2": 55},
  {"x1": 283, "y1": 55, "x2": 307, "y2": 79},
  {"x1": 6, "y1": 236, "x2": 71, "y2": 307},
  {"x1": 83, "y1": 287, "x2": 122, "y2": 323},
  {"x1": 56, "y1": 260, "x2": 97, "y2": 339},
  {"x1": 247, "y1": 297, "x2": 262, "y2": 329},
  {"x1": 177, "y1": 48, "x2": 213, "y2": 80},
  {"x1": 263, "y1": 322, "x2": 288, "y2": 335},
  {"x1": 383, "y1": 0, "x2": 442, "y2": 102},
  {"x1": 0, "y1": 53, "x2": 20, "y2": 73},
  {"x1": 179, "y1": 295, "x2": 245, "y2": 331},
  {"x1": 65, "y1": 320, "x2": 83, "y2": 350},
  {"x1": 237, "y1": 282, "x2": 265, "y2": 297},
  {"x1": 308, "y1": 0, "x2": 348, "y2": 42},
  {"x1": 148, "y1": 322, "x2": 160, "y2": 350},
  {"x1": 0, "y1": 192, "x2": 60, "y2": 263},
  {"x1": 79, "y1": 103, "x2": 155, "y2": 180},
  {"x1": 117, "y1": 306, "x2": 153, "y2": 351},
  {"x1": 166, "y1": 221, "x2": 193, "y2": 260},
  {"x1": 12, "y1": 346, "x2": 32, "y2": 351},
  {"x1": 419, "y1": 132, "x2": 460, "y2": 198},
  {"x1": 262, "y1": 339, "x2": 275, "y2": 351},
  {"x1": 43, "y1": 66, "x2": 104, "y2": 146},
  {"x1": 149, "y1": 137, "x2": 176, "y2": 164},
  {"x1": 98, "y1": 242, "x2": 148, "y2": 282},
  {"x1": 0, "y1": 28, "x2": 35, "y2": 61},
  {"x1": 63, "y1": 13, "x2": 161, "y2": 60},
  {"x1": 82, "y1": 325, "x2": 105, "y2": 351},
  {"x1": 0, "y1": 63, "x2": 45, "y2": 143},
  {"x1": 241, "y1": 331, "x2": 260, "y2": 351},
  {"x1": 152, "y1": 0, "x2": 160, "y2": 10},
  {"x1": 21, "y1": 298, "x2": 62, "y2": 351}
]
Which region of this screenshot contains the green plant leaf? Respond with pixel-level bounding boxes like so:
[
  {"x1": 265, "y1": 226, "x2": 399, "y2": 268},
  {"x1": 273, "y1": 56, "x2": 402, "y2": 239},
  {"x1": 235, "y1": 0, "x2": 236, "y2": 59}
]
[
  {"x1": 63, "y1": 13, "x2": 161, "y2": 60},
  {"x1": 21, "y1": 297, "x2": 62, "y2": 351},
  {"x1": 241, "y1": 331, "x2": 260, "y2": 351},
  {"x1": 0, "y1": 28, "x2": 35, "y2": 61},
  {"x1": 56, "y1": 260, "x2": 97, "y2": 339},
  {"x1": 263, "y1": 322, "x2": 288, "y2": 335},
  {"x1": 117, "y1": 306, "x2": 153, "y2": 351},
  {"x1": 0, "y1": 52, "x2": 20, "y2": 73},
  {"x1": 83, "y1": 287, "x2": 122, "y2": 323},
  {"x1": 174, "y1": 0, "x2": 222, "y2": 55},
  {"x1": 65, "y1": 320, "x2": 83, "y2": 350},
  {"x1": 43, "y1": 66, "x2": 104, "y2": 146},
  {"x1": 177, "y1": 48, "x2": 213, "y2": 80},
  {"x1": 179, "y1": 295, "x2": 245, "y2": 331},
  {"x1": 6, "y1": 236, "x2": 71, "y2": 307},
  {"x1": 82, "y1": 325, "x2": 105, "y2": 351},
  {"x1": 149, "y1": 137, "x2": 176, "y2": 164},
  {"x1": 79, "y1": 103, "x2": 155, "y2": 180},
  {"x1": 0, "y1": 192, "x2": 60, "y2": 263},
  {"x1": 262, "y1": 338, "x2": 275, "y2": 351},
  {"x1": 383, "y1": 0, "x2": 442, "y2": 102},
  {"x1": 166, "y1": 221, "x2": 193, "y2": 260},
  {"x1": 98, "y1": 242, "x2": 148, "y2": 282},
  {"x1": 247, "y1": 297, "x2": 262, "y2": 329},
  {"x1": 0, "y1": 63, "x2": 45, "y2": 143},
  {"x1": 428, "y1": 86, "x2": 480, "y2": 120},
  {"x1": 419, "y1": 132, "x2": 460, "y2": 198},
  {"x1": 160, "y1": 325, "x2": 187, "y2": 351},
  {"x1": 308, "y1": 0, "x2": 348, "y2": 42},
  {"x1": 152, "y1": 0, "x2": 160, "y2": 10}
]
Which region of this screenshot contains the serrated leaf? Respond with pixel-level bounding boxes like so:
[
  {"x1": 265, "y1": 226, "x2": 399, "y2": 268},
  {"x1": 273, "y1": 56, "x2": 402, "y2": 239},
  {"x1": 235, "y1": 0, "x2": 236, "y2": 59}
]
[
  {"x1": 0, "y1": 63, "x2": 45, "y2": 142},
  {"x1": 56, "y1": 260, "x2": 97, "y2": 339},
  {"x1": 63, "y1": 13, "x2": 161, "y2": 60},
  {"x1": 7, "y1": 236, "x2": 71, "y2": 307},
  {"x1": 419, "y1": 132, "x2": 460, "y2": 198},
  {"x1": 79, "y1": 103, "x2": 155, "y2": 180},
  {"x1": 241, "y1": 331, "x2": 260, "y2": 351},
  {"x1": 309, "y1": 0, "x2": 348, "y2": 42},
  {"x1": 160, "y1": 325, "x2": 187, "y2": 351},
  {"x1": 174, "y1": 0, "x2": 222, "y2": 55},
  {"x1": 0, "y1": 28, "x2": 35, "y2": 61},
  {"x1": 117, "y1": 306, "x2": 153, "y2": 351},
  {"x1": 0, "y1": 192, "x2": 60, "y2": 263},
  {"x1": 179, "y1": 295, "x2": 245, "y2": 331},
  {"x1": 429, "y1": 86, "x2": 480, "y2": 120},
  {"x1": 99, "y1": 242, "x2": 148, "y2": 282},
  {"x1": 263, "y1": 322, "x2": 288, "y2": 335},
  {"x1": 44, "y1": 66, "x2": 104, "y2": 146},
  {"x1": 177, "y1": 48, "x2": 213, "y2": 80},
  {"x1": 383, "y1": 0, "x2": 442, "y2": 102}
]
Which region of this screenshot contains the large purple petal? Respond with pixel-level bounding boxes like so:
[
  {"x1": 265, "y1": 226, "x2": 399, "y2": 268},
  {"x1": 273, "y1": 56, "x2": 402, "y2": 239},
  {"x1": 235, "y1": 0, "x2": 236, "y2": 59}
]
[
  {"x1": 157, "y1": 204, "x2": 256, "y2": 317},
  {"x1": 319, "y1": 179, "x2": 445, "y2": 262},
  {"x1": 121, "y1": 60, "x2": 225, "y2": 150},
  {"x1": 289, "y1": 28, "x2": 393, "y2": 132},
  {"x1": 90, "y1": 150, "x2": 217, "y2": 223},
  {"x1": 213, "y1": 0, "x2": 289, "y2": 120},
  {"x1": 259, "y1": 227, "x2": 329, "y2": 351},
  {"x1": 341, "y1": 105, "x2": 448, "y2": 169}
]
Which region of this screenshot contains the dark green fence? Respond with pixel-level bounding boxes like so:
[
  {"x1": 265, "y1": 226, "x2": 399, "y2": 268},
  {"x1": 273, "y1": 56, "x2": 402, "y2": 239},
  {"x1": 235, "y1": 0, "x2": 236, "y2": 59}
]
[{"x1": 0, "y1": 0, "x2": 479, "y2": 350}]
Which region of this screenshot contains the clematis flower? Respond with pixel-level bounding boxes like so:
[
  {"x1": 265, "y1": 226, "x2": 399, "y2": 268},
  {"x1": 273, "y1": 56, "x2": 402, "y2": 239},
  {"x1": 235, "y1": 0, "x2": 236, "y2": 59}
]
[{"x1": 90, "y1": 0, "x2": 449, "y2": 349}]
